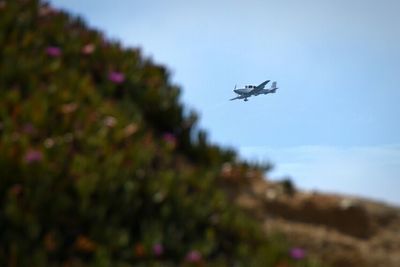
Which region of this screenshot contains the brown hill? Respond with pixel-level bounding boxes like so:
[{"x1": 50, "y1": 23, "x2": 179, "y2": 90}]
[{"x1": 220, "y1": 167, "x2": 400, "y2": 267}]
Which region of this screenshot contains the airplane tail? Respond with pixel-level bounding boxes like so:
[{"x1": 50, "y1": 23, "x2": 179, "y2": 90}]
[{"x1": 270, "y1": 81, "x2": 278, "y2": 93}]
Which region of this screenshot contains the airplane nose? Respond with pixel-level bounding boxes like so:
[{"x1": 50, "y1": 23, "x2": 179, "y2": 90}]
[{"x1": 234, "y1": 89, "x2": 240, "y2": 94}]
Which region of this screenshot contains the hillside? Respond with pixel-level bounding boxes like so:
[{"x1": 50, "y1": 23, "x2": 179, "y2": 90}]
[
  {"x1": 229, "y1": 175, "x2": 400, "y2": 267},
  {"x1": 0, "y1": 0, "x2": 324, "y2": 266},
  {"x1": 1, "y1": 1, "x2": 398, "y2": 267}
]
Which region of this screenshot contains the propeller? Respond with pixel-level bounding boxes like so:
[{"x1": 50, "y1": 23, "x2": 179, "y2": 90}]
[{"x1": 234, "y1": 84, "x2": 237, "y2": 90}]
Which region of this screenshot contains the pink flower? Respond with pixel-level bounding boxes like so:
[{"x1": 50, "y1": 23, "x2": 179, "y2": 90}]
[
  {"x1": 103, "y1": 116, "x2": 117, "y2": 128},
  {"x1": 163, "y1": 133, "x2": 176, "y2": 146},
  {"x1": 289, "y1": 247, "x2": 305, "y2": 260},
  {"x1": 153, "y1": 243, "x2": 164, "y2": 256},
  {"x1": 46, "y1": 46, "x2": 62, "y2": 57},
  {"x1": 123, "y1": 123, "x2": 138, "y2": 137},
  {"x1": 108, "y1": 71, "x2": 125, "y2": 84},
  {"x1": 24, "y1": 149, "x2": 43, "y2": 164},
  {"x1": 185, "y1": 250, "x2": 202, "y2": 263},
  {"x1": 82, "y1": 43, "x2": 95, "y2": 55}
]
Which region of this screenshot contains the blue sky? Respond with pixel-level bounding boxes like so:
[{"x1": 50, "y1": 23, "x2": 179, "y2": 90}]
[{"x1": 48, "y1": 0, "x2": 400, "y2": 205}]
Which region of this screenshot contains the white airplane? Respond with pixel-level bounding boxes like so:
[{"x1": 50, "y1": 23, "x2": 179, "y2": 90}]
[{"x1": 230, "y1": 80, "x2": 278, "y2": 101}]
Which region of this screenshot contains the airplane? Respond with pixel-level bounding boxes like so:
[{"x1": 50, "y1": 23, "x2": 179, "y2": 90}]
[{"x1": 229, "y1": 80, "x2": 278, "y2": 101}]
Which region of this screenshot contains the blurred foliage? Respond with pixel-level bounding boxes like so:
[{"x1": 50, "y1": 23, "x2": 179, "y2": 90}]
[
  {"x1": 280, "y1": 178, "x2": 297, "y2": 197},
  {"x1": 0, "y1": 0, "x2": 325, "y2": 266}
]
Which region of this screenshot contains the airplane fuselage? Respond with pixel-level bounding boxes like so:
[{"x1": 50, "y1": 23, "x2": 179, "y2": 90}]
[
  {"x1": 234, "y1": 88, "x2": 276, "y2": 97},
  {"x1": 234, "y1": 88, "x2": 253, "y2": 95},
  {"x1": 253, "y1": 88, "x2": 277, "y2": 96}
]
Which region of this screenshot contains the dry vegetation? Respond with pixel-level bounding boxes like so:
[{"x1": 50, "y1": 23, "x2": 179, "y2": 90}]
[{"x1": 227, "y1": 173, "x2": 400, "y2": 267}]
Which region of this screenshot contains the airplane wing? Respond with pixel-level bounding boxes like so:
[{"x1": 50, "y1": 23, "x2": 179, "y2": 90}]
[
  {"x1": 230, "y1": 94, "x2": 249, "y2": 101},
  {"x1": 256, "y1": 80, "x2": 270, "y2": 89},
  {"x1": 248, "y1": 80, "x2": 270, "y2": 95}
]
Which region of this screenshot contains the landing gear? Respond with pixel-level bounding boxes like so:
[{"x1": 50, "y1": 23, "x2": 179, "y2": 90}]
[{"x1": 244, "y1": 98, "x2": 248, "y2": 102}]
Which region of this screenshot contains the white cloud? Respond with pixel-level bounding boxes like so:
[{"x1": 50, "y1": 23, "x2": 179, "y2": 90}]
[{"x1": 239, "y1": 145, "x2": 400, "y2": 206}]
